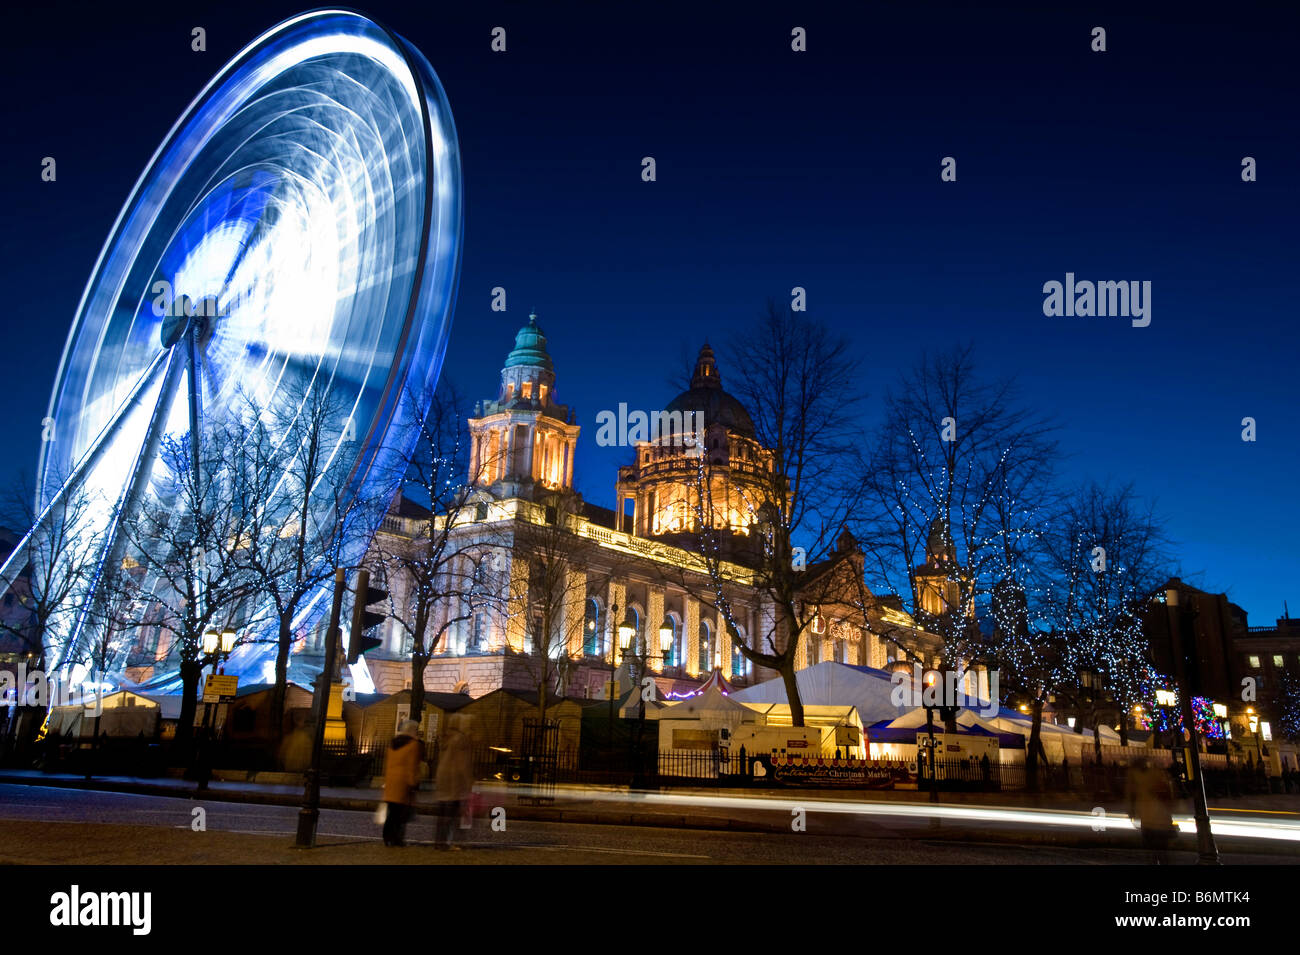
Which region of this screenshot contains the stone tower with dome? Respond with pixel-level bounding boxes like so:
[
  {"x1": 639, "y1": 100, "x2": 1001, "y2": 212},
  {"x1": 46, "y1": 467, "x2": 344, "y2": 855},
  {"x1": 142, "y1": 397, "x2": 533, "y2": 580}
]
[
  {"x1": 615, "y1": 344, "x2": 774, "y2": 564},
  {"x1": 467, "y1": 312, "x2": 581, "y2": 500}
]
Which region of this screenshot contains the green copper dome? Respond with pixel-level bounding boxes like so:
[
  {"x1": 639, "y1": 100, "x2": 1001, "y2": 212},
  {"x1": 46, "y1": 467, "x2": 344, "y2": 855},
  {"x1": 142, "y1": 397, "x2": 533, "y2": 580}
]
[{"x1": 503, "y1": 312, "x2": 553, "y2": 371}]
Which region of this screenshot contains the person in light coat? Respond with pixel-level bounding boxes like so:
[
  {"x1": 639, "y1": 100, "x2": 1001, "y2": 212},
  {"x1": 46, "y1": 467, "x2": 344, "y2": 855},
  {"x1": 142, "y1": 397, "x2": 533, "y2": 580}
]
[{"x1": 433, "y1": 715, "x2": 475, "y2": 849}]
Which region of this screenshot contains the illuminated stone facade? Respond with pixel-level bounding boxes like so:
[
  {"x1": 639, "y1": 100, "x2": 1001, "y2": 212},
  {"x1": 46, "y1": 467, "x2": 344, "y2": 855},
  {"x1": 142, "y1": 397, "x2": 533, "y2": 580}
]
[{"x1": 365, "y1": 316, "x2": 942, "y2": 701}]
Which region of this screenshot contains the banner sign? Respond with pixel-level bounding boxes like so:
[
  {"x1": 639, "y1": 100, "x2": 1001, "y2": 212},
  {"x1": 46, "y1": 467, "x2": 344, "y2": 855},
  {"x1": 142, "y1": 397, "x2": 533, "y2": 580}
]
[{"x1": 760, "y1": 755, "x2": 918, "y2": 789}]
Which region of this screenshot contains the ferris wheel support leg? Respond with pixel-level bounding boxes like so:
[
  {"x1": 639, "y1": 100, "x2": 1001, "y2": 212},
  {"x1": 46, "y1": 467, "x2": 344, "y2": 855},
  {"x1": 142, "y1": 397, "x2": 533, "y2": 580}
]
[
  {"x1": 56, "y1": 350, "x2": 188, "y2": 673},
  {"x1": 0, "y1": 349, "x2": 175, "y2": 619}
]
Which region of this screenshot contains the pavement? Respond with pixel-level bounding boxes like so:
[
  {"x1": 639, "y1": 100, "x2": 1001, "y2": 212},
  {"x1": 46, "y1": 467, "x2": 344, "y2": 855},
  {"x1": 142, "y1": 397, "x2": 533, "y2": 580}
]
[
  {"x1": 2, "y1": 768, "x2": 1298, "y2": 857},
  {"x1": 9, "y1": 784, "x2": 1256, "y2": 865}
]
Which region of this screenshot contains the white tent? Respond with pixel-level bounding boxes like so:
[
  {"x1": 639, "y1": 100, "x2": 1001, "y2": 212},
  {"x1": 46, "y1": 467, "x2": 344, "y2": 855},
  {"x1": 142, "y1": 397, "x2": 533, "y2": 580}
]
[
  {"x1": 732, "y1": 662, "x2": 1127, "y2": 761},
  {"x1": 647, "y1": 684, "x2": 759, "y2": 725},
  {"x1": 731, "y1": 661, "x2": 907, "y2": 725}
]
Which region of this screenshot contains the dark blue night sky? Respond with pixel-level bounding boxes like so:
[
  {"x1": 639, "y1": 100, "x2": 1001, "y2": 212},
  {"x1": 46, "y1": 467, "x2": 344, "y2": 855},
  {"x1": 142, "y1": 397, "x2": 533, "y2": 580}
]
[{"x1": 1, "y1": 1, "x2": 1296, "y2": 621}]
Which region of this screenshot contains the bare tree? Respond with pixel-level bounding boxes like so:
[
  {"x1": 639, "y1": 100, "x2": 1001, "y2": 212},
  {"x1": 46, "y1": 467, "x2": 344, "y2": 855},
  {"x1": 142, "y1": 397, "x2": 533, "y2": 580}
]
[
  {"x1": 686, "y1": 303, "x2": 866, "y2": 727},
  {"x1": 1043, "y1": 481, "x2": 1172, "y2": 762},
  {"x1": 372, "y1": 383, "x2": 507, "y2": 725},
  {"x1": 858, "y1": 344, "x2": 1057, "y2": 663},
  {"x1": 0, "y1": 472, "x2": 107, "y2": 673},
  {"x1": 229, "y1": 382, "x2": 379, "y2": 743},
  {"x1": 119, "y1": 420, "x2": 260, "y2": 752},
  {"x1": 512, "y1": 489, "x2": 612, "y2": 724}
]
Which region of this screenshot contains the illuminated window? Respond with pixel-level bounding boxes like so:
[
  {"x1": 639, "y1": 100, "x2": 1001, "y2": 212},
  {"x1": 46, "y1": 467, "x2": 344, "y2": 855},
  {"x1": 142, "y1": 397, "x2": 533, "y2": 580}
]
[
  {"x1": 539, "y1": 384, "x2": 548, "y2": 403},
  {"x1": 505, "y1": 383, "x2": 514, "y2": 400},
  {"x1": 698, "y1": 620, "x2": 713, "y2": 672},
  {"x1": 1273, "y1": 655, "x2": 1284, "y2": 667},
  {"x1": 1248, "y1": 655, "x2": 1261, "y2": 668},
  {"x1": 731, "y1": 627, "x2": 749, "y2": 677},
  {"x1": 584, "y1": 598, "x2": 602, "y2": 657},
  {"x1": 521, "y1": 381, "x2": 533, "y2": 399},
  {"x1": 663, "y1": 615, "x2": 682, "y2": 668}
]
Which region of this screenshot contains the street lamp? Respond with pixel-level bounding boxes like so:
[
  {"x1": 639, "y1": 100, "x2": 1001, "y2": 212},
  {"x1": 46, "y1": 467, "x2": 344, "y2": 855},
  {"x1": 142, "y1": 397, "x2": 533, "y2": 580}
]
[
  {"x1": 658, "y1": 616, "x2": 674, "y2": 669},
  {"x1": 617, "y1": 608, "x2": 637, "y2": 651},
  {"x1": 921, "y1": 667, "x2": 941, "y2": 805},
  {"x1": 1246, "y1": 707, "x2": 1263, "y2": 762}
]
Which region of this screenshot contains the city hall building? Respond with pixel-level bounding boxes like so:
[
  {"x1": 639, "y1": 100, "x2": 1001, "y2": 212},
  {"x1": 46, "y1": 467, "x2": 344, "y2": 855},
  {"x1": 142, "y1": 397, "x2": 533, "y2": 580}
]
[{"x1": 362, "y1": 315, "x2": 942, "y2": 702}]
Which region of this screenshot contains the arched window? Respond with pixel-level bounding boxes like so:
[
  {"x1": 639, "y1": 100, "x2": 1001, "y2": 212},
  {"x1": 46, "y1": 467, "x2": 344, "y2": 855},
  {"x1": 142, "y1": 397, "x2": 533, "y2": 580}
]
[
  {"x1": 731, "y1": 626, "x2": 749, "y2": 679},
  {"x1": 663, "y1": 614, "x2": 682, "y2": 669},
  {"x1": 583, "y1": 598, "x2": 603, "y2": 657},
  {"x1": 467, "y1": 561, "x2": 489, "y2": 652},
  {"x1": 698, "y1": 619, "x2": 713, "y2": 673}
]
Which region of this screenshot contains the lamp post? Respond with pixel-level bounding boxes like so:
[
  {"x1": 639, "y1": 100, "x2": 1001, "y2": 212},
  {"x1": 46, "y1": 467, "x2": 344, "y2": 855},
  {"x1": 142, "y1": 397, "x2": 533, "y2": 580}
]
[
  {"x1": 921, "y1": 666, "x2": 940, "y2": 805},
  {"x1": 1154, "y1": 687, "x2": 1177, "y2": 754},
  {"x1": 1211, "y1": 702, "x2": 1229, "y2": 756},
  {"x1": 1165, "y1": 587, "x2": 1220, "y2": 864},
  {"x1": 197, "y1": 627, "x2": 237, "y2": 792},
  {"x1": 1245, "y1": 707, "x2": 1263, "y2": 763},
  {"x1": 606, "y1": 603, "x2": 635, "y2": 743}
]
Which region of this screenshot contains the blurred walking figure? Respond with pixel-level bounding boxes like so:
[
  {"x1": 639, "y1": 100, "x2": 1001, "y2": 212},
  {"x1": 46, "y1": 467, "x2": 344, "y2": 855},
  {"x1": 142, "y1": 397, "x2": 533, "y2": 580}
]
[
  {"x1": 1126, "y1": 757, "x2": 1178, "y2": 864},
  {"x1": 381, "y1": 719, "x2": 422, "y2": 847},
  {"x1": 434, "y1": 714, "x2": 475, "y2": 850}
]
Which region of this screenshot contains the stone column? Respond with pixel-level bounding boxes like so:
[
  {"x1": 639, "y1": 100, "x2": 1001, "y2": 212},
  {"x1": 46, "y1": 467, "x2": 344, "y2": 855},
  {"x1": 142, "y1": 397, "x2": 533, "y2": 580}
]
[
  {"x1": 505, "y1": 553, "x2": 530, "y2": 652},
  {"x1": 685, "y1": 598, "x2": 701, "y2": 678},
  {"x1": 718, "y1": 607, "x2": 732, "y2": 677},
  {"x1": 606, "y1": 581, "x2": 625, "y2": 665},
  {"x1": 647, "y1": 587, "x2": 665, "y2": 670},
  {"x1": 563, "y1": 568, "x2": 586, "y2": 658}
]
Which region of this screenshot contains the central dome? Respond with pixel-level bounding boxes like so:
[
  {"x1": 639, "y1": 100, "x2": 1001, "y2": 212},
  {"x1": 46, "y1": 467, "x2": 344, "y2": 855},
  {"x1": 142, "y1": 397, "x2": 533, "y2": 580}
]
[{"x1": 665, "y1": 344, "x2": 755, "y2": 438}]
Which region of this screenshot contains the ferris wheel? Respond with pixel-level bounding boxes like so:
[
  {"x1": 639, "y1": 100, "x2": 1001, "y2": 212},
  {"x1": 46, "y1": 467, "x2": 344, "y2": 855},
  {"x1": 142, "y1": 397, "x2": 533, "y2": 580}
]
[{"x1": 3, "y1": 11, "x2": 462, "y2": 682}]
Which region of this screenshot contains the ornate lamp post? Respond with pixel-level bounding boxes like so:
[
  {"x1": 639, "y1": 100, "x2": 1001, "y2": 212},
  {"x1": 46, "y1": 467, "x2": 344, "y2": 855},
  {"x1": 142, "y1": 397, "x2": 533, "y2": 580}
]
[{"x1": 196, "y1": 627, "x2": 237, "y2": 792}]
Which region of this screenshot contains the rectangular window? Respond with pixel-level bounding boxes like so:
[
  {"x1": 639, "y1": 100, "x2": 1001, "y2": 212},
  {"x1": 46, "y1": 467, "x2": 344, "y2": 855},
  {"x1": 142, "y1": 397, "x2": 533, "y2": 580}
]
[
  {"x1": 1248, "y1": 655, "x2": 1261, "y2": 668},
  {"x1": 1273, "y1": 655, "x2": 1284, "y2": 667},
  {"x1": 521, "y1": 381, "x2": 533, "y2": 399}
]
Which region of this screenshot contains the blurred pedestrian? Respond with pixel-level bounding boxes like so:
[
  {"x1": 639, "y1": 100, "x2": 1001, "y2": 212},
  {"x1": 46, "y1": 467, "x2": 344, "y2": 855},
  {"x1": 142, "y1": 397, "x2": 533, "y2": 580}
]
[
  {"x1": 1127, "y1": 757, "x2": 1178, "y2": 864},
  {"x1": 381, "y1": 719, "x2": 422, "y2": 847},
  {"x1": 433, "y1": 714, "x2": 475, "y2": 850}
]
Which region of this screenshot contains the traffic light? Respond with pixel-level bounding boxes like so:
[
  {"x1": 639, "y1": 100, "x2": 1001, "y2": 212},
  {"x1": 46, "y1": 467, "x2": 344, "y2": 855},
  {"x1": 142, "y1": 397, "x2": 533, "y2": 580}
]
[{"x1": 346, "y1": 568, "x2": 387, "y2": 665}]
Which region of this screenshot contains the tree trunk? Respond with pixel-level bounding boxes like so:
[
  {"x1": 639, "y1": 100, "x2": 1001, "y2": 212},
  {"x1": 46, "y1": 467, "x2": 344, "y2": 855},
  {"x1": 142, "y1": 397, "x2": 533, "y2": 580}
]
[
  {"x1": 175, "y1": 659, "x2": 201, "y2": 755},
  {"x1": 410, "y1": 652, "x2": 427, "y2": 726},
  {"x1": 538, "y1": 676, "x2": 549, "y2": 735},
  {"x1": 270, "y1": 614, "x2": 292, "y2": 744},
  {"x1": 780, "y1": 661, "x2": 804, "y2": 727},
  {"x1": 1026, "y1": 699, "x2": 1045, "y2": 792},
  {"x1": 1119, "y1": 712, "x2": 1130, "y2": 746}
]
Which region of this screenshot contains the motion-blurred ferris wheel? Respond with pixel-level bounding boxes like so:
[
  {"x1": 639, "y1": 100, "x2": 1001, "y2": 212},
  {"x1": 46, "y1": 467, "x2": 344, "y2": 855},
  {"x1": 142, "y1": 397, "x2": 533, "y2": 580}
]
[{"x1": 3, "y1": 10, "x2": 462, "y2": 685}]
